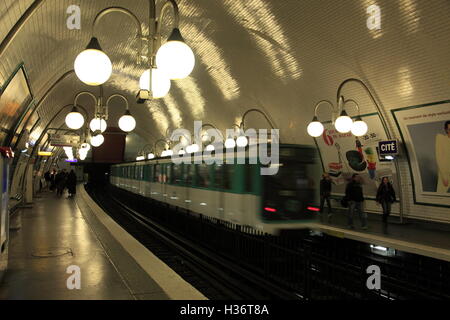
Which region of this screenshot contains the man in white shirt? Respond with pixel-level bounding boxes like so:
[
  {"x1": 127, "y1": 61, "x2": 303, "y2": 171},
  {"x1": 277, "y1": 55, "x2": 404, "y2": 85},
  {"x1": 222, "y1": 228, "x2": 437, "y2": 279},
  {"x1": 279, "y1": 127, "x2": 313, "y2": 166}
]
[{"x1": 435, "y1": 121, "x2": 450, "y2": 193}]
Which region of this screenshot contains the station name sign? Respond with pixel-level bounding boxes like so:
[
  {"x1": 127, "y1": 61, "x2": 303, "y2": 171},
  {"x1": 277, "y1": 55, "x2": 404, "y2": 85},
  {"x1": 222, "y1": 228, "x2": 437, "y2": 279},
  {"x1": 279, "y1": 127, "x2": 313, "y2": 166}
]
[{"x1": 378, "y1": 140, "x2": 398, "y2": 155}]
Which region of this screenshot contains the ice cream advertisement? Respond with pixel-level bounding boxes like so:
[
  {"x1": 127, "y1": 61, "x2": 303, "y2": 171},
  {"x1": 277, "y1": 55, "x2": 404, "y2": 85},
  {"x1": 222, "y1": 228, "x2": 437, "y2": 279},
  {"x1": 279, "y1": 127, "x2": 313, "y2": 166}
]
[{"x1": 314, "y1": 113, "x2": 398, "y2": 200}]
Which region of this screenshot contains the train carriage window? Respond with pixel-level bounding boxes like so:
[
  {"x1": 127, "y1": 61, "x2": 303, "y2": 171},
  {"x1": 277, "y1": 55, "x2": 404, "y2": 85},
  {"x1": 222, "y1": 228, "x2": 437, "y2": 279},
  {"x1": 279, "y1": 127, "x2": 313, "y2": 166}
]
[
  {"x1": 196, "y1": 164, "x2": 209, "y2": 188},
  {"x1": 173, "y1": 164, "x2": 182, "y2": 184},
  {"x1": 245, "y1": 164, "x2": 254, "y2": 193},
  {"x1": 213, "y1": 164, "x2": 233, "y2": 190},
  {"x1": 214, "y1": 164, "x2": 224, "y2": 189},
  {"x1": 185, "y1": 164, "x2": 194, "y2": 186},
  {"x1": 154, "y1": 164, "x2": 160, "y2": 182},
  {"x1": 165, "y1": 164, "x2": 172, "y2": 183}
]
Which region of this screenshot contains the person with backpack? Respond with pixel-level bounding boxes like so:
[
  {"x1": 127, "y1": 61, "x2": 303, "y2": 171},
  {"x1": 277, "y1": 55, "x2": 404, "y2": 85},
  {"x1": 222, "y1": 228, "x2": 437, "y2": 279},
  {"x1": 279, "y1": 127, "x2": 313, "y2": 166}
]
[
  {"x1": 345, "y1": 173, "x2": 367, "y2": 230},
  {"x1": 376, "y1": 176, "x2": 396, "y2": 224}
]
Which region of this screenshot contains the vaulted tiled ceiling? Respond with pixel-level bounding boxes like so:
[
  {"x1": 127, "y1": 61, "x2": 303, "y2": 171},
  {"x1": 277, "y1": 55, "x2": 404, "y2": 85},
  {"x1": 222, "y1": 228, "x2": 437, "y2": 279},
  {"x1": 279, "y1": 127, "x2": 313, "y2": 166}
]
[{"x1": 1, "y1": 0, "x2": 450, "y2": 150}]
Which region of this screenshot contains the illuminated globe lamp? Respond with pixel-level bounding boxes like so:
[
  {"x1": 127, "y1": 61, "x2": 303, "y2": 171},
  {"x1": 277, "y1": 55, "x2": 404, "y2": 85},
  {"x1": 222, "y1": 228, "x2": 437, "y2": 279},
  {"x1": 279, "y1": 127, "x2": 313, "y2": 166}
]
[
  {"x1": 224, "y1": 136, "x2": 236, "y2": 149},
  {"x1": 307, "y1": 116, "x2": 325, "y2": 137},
  {"x1": 139, "y1": 68, "x2": 171, "y2": 98},
  {"x1": 178, "y1": 149, "x2": 186, "y2": 155},
  {"x1": 236, "y1": 135, "x2": 248, "y2": 148},
  {"x1": 90, "y1": 131, "x2": 104, "y2": 147},
  {"x1": 351, "y1": 116, "x2": 368, "y2": 136},
  {"x1": 156, "y1": 28, "x2": 195, "y2": 80},
  {"x1": 74, "y1": 37, "x2": 112, "y2": 86},
  {"x1": 65, "y1": 106, "x2": 85, "y2": 130},
  {"x1": 81, "y1": 142, "x2": 91, "y2": 151},
  {"x1": 205, "y1": 144, "x2": 215, "y2": 152},
  {"x1": 118, "y1": 110, "x2": 136, "y2": 132},
  {"x1": 147, "y1": 152, "x2": 155, "y2": 160},
  {"x1": 334, "y1": 110, "x2": 353, "y2": 133},
  {"x1": 89, "y1": 117, "x2": 107, "y2": 133},
  {"x1": 188, "y1": 143, "x2": 199, "y2": 153}
]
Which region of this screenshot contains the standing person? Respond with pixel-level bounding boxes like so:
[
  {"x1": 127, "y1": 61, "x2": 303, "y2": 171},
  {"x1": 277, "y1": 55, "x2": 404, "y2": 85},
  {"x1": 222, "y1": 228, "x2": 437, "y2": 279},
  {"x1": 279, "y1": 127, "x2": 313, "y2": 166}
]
[
  {"x1": 44, "y1": 171, "x2": 51, "y2": 190},
  {"x1": 376, "y1": 177, "x2": 396, "y2": 223},
  {"x1": 55, "y1": 170, "x2": 67, "y2": 197},
  {"x1": 67, "y1": 170, "x2": 77, "y2": 198},
  {"x1": 319, "y1": 172, "x2": 333, "y2": 222},
  {"x1": 50, "y1": 169, "x2": 57, "y2": 191},
  {"x1": 345, "y1": 173, "x2": 367, "y2": 230}
]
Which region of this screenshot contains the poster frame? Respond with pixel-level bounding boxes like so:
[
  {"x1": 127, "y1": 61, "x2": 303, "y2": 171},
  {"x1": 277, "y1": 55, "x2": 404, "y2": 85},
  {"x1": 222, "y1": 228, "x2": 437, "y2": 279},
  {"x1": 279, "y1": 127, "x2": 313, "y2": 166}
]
[{"x1": 391, "y1": 100, "x2": 450, "y2": 209}]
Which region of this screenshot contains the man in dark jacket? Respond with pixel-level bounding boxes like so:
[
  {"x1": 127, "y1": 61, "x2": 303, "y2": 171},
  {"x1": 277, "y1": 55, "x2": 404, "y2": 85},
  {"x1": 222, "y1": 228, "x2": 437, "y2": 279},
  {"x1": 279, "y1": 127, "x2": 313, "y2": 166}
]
[
  {"x1": 345, "y1": 173, "x2": 367, "y2": 229},
  {"x1": 320, "y1": 172, "x2": 333, "y2": 221}
]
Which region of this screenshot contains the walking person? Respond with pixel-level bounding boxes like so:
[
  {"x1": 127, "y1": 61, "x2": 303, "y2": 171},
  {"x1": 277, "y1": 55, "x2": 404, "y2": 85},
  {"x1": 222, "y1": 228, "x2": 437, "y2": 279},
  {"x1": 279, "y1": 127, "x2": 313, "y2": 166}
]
[
  {"x1": 55, "y1": 169, "x2": 67, "y2": 197},
  {"x1": 319, "y1": 172, "x2": 333, "y2": 222},
  {"x1": 44, "y1": 170, "x2": 51, "y2": 190},
  {"x1": 67, "y1": 170, "x2": 77, "y2": 198},
  {"x1": 345, "y1": 173, "x2": 367, "y2": 230},
  {"x1": 376, "y1": 177, "x2": 396, "y2": 223}
]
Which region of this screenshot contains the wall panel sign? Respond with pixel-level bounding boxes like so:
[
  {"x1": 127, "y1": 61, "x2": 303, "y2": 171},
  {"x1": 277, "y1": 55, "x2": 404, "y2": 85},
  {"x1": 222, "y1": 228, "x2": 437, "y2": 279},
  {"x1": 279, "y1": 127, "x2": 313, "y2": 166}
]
[
  {"x1": 49, "y1": 134, "x2": 80, "y2": 147},
  {"x1": 378, "y1": 140, "x2": 398, "y2": 155},
  {"x1": 314, "y1": 113, "x2": 398, "y2": 200},
  {"x1": 392, "y1": 101, "x2": 450, "y2": 207}
]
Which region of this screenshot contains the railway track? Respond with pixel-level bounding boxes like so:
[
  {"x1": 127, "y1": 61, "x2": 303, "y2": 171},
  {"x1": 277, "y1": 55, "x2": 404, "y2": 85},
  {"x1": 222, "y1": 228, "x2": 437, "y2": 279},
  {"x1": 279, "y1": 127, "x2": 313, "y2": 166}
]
[{"x1": 87, "y1": 184, "x2": 300, "y2": 300}]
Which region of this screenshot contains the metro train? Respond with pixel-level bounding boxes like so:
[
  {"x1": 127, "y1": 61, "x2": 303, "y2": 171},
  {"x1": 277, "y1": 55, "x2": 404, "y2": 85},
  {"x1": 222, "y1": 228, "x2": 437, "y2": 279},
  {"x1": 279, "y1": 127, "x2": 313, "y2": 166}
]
[{"x1": 110, "y1": 144, "x2": 321, "y2": 235}]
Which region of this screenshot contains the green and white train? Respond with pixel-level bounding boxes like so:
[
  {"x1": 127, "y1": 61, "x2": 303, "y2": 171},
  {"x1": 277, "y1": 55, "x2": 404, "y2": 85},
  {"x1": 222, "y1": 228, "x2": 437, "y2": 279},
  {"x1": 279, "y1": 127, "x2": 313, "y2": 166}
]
[{"x1": 110, "y1": 144, "x2": 321, "y2": 235}]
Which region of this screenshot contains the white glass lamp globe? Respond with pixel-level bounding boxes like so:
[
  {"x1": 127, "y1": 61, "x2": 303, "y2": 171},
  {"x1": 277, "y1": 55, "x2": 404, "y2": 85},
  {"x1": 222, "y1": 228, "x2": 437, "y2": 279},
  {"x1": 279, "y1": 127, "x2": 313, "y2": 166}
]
[
  {"x1": 89, "y1": 118, "x2": 107, "y2": 133},
  {"x1": 178, "y1": 149, "x2": 186, "y2": 155},
  {"x1": 147, "y1": 153, "x2": 155, "y2": 159},
  {"x1": 334, "y1": 111, "x2": 353, "y2": 133},
  {"x1": 236, "y1": 135, "x2": 248, "y2": 148},
  {"x1": 166, "y1": 149, "x2": 173, "y2": 156},
  {"x1": 205, "y1": 144, "x2": 215, "y2": 152},
  {"x1": 79, "y1": 151, "x2": 87, "y2": 161},
  {"x1": 156, "y1": 28, "x2": 195, "y2": 80},
  {"x1": 139, "y1": 68, "x2": 171, "y2": 98},
  {"x1": 307, "y1": 118, "x2": 324, "y2": 137},
  {"x1": 74, "y1": 38, "x2": 112, "y2": 86},
  {"x1": 118, "y1": 111, "x2": 136, "y2": 132},
  {"x1": 351, "y1": 118, "x2": 368, "y2": 136},
  {"x1": 81, "y1": 142, "x2": 91, "y2": 151},
  {"x1": 65, "y1": 107, "x2": 85, "y2": 129},
  {"x1": 225, "y1": 137, "x2": 236, "y2": 149},
  {"x1": 91, "y1": 134, "x2": 104, "y2": 147},
  {"x1": 189, "y1": 144, "x2": 199, "y2": 153}
]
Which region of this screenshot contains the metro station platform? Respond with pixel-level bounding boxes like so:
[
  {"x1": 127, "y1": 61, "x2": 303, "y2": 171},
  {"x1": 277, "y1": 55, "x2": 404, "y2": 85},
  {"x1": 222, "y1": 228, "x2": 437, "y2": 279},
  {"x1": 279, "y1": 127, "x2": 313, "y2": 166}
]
[
  {"x1": 314, "y1": 211, "x2": 450, "y2": 262},
  {"x1": 0, "y1": 186, "x2": 206, "y2": 300}
]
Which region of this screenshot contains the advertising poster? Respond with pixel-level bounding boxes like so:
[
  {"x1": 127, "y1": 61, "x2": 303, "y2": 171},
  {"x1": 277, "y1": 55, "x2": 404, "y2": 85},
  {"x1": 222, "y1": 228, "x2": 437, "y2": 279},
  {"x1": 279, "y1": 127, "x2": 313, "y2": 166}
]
[
  {"x1": 392, "y1": 101, "x2": 450, "y2": 207},
  {"x1": 314, "y1": 113, "x2": 398, "y2": 199},
  {"x1": 0, "y1": 65, "x2": 33, "y2": 145}
]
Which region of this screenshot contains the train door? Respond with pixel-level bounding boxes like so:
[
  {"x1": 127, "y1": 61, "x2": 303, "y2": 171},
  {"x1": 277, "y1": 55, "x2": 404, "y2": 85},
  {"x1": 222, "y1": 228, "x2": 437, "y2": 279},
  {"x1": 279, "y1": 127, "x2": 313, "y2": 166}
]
[{"x1": 213, "y1": 163, "x2": 225, "y2": 220}]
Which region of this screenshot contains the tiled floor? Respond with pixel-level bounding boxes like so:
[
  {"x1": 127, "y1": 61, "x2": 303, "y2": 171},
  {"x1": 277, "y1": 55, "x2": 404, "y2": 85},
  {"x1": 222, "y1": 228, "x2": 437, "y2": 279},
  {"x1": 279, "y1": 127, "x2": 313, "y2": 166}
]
[{"x1": 0, "y1": 191, "x2": 135, "y2": 299}]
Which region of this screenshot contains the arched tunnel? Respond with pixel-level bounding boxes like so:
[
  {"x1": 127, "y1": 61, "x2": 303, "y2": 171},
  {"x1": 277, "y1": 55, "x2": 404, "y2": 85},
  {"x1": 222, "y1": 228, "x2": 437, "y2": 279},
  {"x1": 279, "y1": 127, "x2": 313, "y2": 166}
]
[{"x1": 0, "y1": 0, "x2": 450, "y2": 303}]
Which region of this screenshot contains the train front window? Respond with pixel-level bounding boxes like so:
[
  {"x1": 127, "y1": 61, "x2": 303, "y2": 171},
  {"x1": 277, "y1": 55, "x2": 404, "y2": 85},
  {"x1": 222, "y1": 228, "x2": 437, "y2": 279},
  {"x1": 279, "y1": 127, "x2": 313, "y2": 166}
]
[{"x1": 262, "y1": 161, "x2": 319, "y2": 221}]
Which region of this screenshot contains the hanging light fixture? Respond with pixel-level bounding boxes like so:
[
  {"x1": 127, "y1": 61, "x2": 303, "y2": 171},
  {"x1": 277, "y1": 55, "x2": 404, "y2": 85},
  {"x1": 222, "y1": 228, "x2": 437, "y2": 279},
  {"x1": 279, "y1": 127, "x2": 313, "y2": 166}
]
[
  {"x1": 334, "y1": 110, "x2": 353, "y2": 133},
  {"x1": 91, "y1": 132, "x2": 104, "y2": 147},
  {"x1": 307, "y1": 116, "x2": 325, "y2": 137},
  {"x1": 74, "y1": 37, "x2": 112, "y2": 86},
  {"x1": 118, "y1": 110, "x2": 136, "y2": 132},
  {"x1": 236, "y1": 135, "x2": 248, "y2": 148},
  {"x1": 351, "y1": 116, "x2": 368, "y2": 136},
  {"x1": 205, "y1": 144, "x2": 215, "y2": 152},
  {"x1": 139, "y1": 68, "x2": 171, "y2": 99},
  {"x1": 147, "y1": 152, "x2": 155, "y2": 159},
  {"x1": 89, "y1": 117, "x2": 107, "y2": 133},
  {"x1": 156, "y1": 28, "x2": 195, "y2": 80},
  {"x1": 65, "y1": 106, "x2": 85, "y2": 130},
  {"x1": 224, "y1": 136, "x2": 236, "y2": 149}
]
